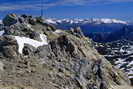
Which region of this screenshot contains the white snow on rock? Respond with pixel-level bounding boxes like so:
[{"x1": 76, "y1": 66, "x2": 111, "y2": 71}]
[
  {"x1": 127, "y1": 61, "x2": 133, "y2": 67},
  {"x1": 45, "y1": 19, "x2": 57, "y2": 24},
  {"x1": 54, "y1": 30, "x2": 64, "y2": 34},
  {"x1": 26, "y1": 24, "x2": 34, "y2": 31},
  {"x1": 0, "y1": 30, "x2": 5, "y2": 36},
  {"x1": 27, "y1": 24, "x2": 32, "y2": 28},
  {"x1": 128, "y1": 70, "x2": 133, "y2": 78},
  {"x1": 0, "y1": 20, "x2": 2, "y2": 24},
  {"x1": 0, "y1": 61, "x2": 4, "y2": 71},
  {"x1": 15, "y1": 34, "x2": 48, "y2": 54}
]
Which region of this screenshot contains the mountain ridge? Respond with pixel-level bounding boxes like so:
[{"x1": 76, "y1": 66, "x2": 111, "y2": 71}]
[
  {"x1": 45, "y1": 18, "x2": 128, "y2": 25},
  {"x1": 44, "y1": 18, "x2": 133, "y2": 43}
]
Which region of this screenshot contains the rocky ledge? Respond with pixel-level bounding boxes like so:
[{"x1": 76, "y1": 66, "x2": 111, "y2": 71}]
[{"x1": 0, "y1": 14, "x2": 132, "y2": 89}]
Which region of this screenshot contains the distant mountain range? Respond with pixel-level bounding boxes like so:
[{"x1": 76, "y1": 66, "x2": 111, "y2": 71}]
[
  {"x1": 45, "y1": 18, "x2": 133, "y2": 42},
  {"x1": 45, "y1": 18, "x2": 128, "y2": 25}
]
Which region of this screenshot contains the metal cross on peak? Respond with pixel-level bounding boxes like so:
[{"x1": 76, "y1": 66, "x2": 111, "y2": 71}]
[{"x1": 41, "y1": 0, "x2": 44, "y2": 18}]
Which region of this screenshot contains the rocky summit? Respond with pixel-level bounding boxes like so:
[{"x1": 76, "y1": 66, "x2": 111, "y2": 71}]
[{"x1": 0, "y1": 14, "x2": 132, "y2": 89}]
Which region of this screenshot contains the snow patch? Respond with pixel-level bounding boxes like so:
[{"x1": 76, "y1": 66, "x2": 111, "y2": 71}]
[
  {"x1": 128, "y1": 70, "x2": 133, "y2": 78},
  {"x1": 127, "y1": 61, "x2": 133, "y2": 67},
  {"x1": 0, "y1": 61, "x2": 4, "y2": 71},
  {"x1": 45, "y1": 19, "x2": 57, "y2": 24},
  {"x1": 15, "y1": 34, "x2": 48, "y2": 54},
  {"x1": 54, "y1": 30, "x2": 63, "y2": 34},
  {"x1": 0, "y1": 20, "x2": 2, "y2": 24},
  {"x1": 27, "y1": 24, "x2": 32, "y2": 28},
  {"x1": 26, "y1": 24, "x2": 34, "y2": 31},
  {"x1": 0, "y1": 30, "x2": 5, "y2": 36}
]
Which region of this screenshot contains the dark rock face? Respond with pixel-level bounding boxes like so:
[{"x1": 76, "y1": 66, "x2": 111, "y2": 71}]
[
  {"x1": 3, "y1": 14, "x2": 18, "y2": 26},
  {"x1": 0, "y1": 14, "x2": 132, "y2": 89}
]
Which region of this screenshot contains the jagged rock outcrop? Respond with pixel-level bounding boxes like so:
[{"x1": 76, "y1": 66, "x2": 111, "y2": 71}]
[
  {"x1": 0, "y1": 14, "x2": 132, "y2": 89},
  {"x1": 70, "y1": 27, "x2": 84, "y2": 38}
]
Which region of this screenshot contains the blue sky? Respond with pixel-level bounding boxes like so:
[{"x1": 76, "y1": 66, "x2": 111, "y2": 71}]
[{"x1": 0, "y1": 0, "x2": 133, "y2": 21}]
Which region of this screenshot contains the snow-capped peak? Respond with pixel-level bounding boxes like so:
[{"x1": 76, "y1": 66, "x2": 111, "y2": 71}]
[
  {"x1": 45, "y1": 19, "x2": 57, "y2": 24},
  {"x1": 44, "y1": 18, "x2": 128, "y2": 25},
  {"x1": 92, "y1": 18, "x2": 127, "y2": 24}
]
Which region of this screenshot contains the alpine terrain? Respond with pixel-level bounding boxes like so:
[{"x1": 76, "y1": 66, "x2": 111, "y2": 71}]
[{"x1": 0, "y1": 13, "x2": 131, "y2": 89}]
